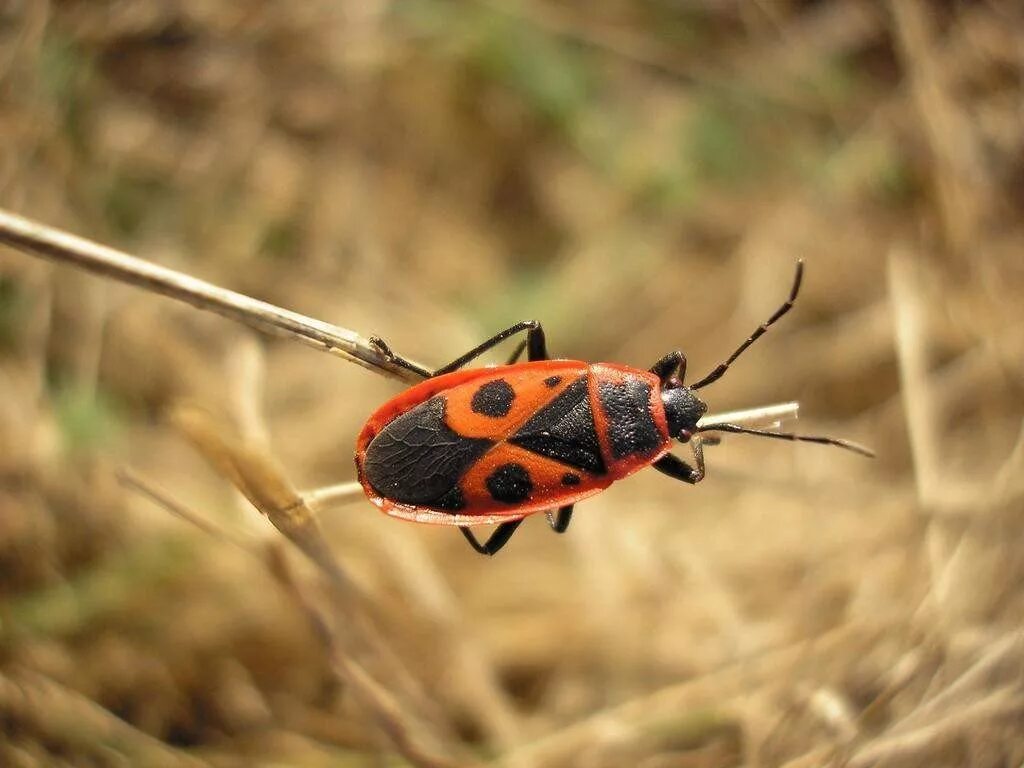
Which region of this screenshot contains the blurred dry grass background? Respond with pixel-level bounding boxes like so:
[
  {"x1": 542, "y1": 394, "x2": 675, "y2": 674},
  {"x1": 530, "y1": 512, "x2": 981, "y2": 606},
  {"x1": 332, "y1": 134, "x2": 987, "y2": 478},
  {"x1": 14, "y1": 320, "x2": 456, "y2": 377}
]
[{"x1": 1, "y1": 1, "x2": 1024, "y2": 766}]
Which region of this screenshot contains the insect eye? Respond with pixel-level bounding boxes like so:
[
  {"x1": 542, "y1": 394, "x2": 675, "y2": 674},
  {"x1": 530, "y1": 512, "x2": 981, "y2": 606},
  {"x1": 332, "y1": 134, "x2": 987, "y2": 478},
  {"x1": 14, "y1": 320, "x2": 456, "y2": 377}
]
[{"x1": 677, "y1": 429, "x2": 693, "y2": 442}]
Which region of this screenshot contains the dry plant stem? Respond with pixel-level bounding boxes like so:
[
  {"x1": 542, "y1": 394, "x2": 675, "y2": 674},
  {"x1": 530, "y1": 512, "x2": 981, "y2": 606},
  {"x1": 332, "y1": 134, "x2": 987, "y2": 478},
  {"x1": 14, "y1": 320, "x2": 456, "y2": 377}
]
[
  {"x1": 0, "y1": 208, "x2": 425, "y2": 383},
  {"x1": 493, "y1": 621, "x2": 885, "y2": 768},
  {"x1": 803, "y1": 685, "x2": 858, "y2": 743},
  {"x1": 0, "y1": 668, "x2": 210, "y2": 768},
  {"x1": 169, "y1": 404, "x2": 352, "y2": 587},
  {"x1": 886, "y1": 632, "x2": 1024, "y2": 736},
  {"x1": 888, "y1": 250, "x2": 969, "y2": 632},
  {"x1": 228, "y1": 337, "x2": 272, "y2": 447},
  {"x1": 888, "y1": 249, "x2": 940, "y2": 505},
  {"x1": 848, "y1": 687, "x2": 1024, "y2": 768},
  {"x1": 266, "y1": 547, "x2": 474, "y2": 768},
  {"x1": 698, "y1": 402, "x2": 799, "y2": 430},
  {"x1": 220, "y1": 337, "x2": 474, "y2": 751},
  {"x1": 116, "y1": 467, "x2": 255, "y2": 553},
  {"x1": 889, "y1": 0, "x2": 991, "y2": 256},
  {"x1": 163, "y1": 406, "x2": 462, "y2": 735},
  {"x1": 302, "y1": 481, "x2": 366, "y2": 511},
  {"x1": 376, "y1": 529, "x2": 524, "y2": 751},
  {"x1": 121, "y1": 467, "x2": 469, "y2": 766}
]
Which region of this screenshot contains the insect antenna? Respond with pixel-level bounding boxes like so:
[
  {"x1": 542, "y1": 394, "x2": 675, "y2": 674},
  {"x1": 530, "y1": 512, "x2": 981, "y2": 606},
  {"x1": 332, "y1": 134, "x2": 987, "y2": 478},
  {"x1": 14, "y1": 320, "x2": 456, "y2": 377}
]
[
  {"x1": 697, "y1": 423, "x2": 874, "y2": 457},
  {"x1": 690, "y1": 260, "x2": 803, "y2": 390}
]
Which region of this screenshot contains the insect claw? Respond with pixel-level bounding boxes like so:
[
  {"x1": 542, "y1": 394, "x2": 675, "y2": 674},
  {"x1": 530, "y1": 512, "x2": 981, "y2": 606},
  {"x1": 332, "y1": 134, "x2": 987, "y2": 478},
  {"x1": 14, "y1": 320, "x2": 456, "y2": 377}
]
[{"x1": 368, "y1": 335, "x2": 395, "y2": 358}]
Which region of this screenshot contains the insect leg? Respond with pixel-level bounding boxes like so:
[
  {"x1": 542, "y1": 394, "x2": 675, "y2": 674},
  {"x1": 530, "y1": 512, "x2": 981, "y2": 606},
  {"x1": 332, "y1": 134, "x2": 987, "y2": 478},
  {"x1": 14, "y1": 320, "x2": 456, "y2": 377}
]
[
  {"x1": 524, "y1": 324, "x2": 549, "y2": 362},
  {"x1": 505, "y1": 339, "x2": 528, "y2": 365},
  {"x1": 459, "y1": 519, "x2": 524, "y2": 556},
  {"x1": 433, "y1": 320, "x2": 548, "y2": 375},
  {"x1": 652, "y1": 436, "x2": 706, "y2": 484},
  {"x1": 373, "y1": 321, "x2": 549, "y2": 379},
  {"x1": 544, "y1": 504, "x2": 574, "y2": 534},
  {"x1": 367, "y1": 336, "x2": 434, "y2": 379},
  {"x1": 649, "y1": 350, "x2": 686, "y2": 384}
]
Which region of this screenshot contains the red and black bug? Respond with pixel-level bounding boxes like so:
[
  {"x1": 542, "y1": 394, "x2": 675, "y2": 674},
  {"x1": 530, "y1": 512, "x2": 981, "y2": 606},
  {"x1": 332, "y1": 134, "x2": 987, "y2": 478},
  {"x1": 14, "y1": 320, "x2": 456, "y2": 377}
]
[{"x1": 355, "y1": 261, "x2": 872, "y2": 556}]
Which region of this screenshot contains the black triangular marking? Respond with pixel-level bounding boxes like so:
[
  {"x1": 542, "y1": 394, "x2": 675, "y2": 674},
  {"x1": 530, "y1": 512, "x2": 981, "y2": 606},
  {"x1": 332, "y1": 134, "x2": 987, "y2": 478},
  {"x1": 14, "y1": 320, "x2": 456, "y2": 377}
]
[
  {"x1": 364, "y1": 396, "x2": 494, "y2": 508},
  {"x1": 509, "y1": 375, "x2": 606, "y2": 475}
]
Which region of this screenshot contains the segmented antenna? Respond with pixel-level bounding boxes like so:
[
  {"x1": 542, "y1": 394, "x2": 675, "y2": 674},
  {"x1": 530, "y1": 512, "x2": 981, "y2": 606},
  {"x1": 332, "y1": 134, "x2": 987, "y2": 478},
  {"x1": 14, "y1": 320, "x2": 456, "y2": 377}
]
[
  {"x1": 697, "y1": 422, "x2": 875, "y2": 458},
  {"x1": 690, "y1": 260, "x2": 804, "y2": 390}
]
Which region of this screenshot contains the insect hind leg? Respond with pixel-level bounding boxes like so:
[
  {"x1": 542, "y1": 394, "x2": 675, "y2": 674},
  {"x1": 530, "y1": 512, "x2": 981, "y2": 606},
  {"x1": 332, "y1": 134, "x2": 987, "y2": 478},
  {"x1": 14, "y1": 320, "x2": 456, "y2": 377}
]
[
  {"x1": 545, "y1": 504, "x2": 574, "y2": 534},
  {"x1": 460, "y1": 519, "x2": 524, "y2": 556}
]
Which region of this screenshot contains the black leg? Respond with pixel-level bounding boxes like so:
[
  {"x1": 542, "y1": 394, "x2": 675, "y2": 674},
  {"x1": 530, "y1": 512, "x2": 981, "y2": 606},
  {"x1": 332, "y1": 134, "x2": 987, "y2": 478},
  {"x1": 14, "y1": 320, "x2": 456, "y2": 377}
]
[
  {"x1": 460, "y1": 519, "x2": 524, "y2": 556},
  {"x1": 652, "y1": 437, "x2": 706, "y2": 484},
  {"x1": 435, "y1": 321, "x2": 548, "y2": 375},
  {"x1": 505, "y1": 339, "x2": 528, "y2": 365},
  {"x1": 368, "y1": 336, "x2": 434, "y2": 379},
  {"x1": 544, "y1": 504, "x2": 574, "y2": 534},
  {"x1": 650, "y1": 350, "x2": 686, "y2": 385},
  {"x1": 374, "y1": 321, "x2": 549, "y2": 380}
]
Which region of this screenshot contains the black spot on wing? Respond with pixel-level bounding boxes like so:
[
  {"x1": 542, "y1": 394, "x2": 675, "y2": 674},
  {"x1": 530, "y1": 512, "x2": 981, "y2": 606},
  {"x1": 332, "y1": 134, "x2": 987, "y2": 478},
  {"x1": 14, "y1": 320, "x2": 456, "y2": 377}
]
[
  {"x1": 544, "y1": 375, "x2": 562, "y2": 388},
  {"x1": 486, "y1": 463, "x2": 533, "y2": 504},
  {"x1": 363, "y1": 397, "x2": 493, "y2": 508},
  {"x1": 471, "y1": 379, "x2": 515, "y2": 417},
  {"x1": 509, "y1": 375, "x2": 606, "y2": 474},
  {"x1": 561, "y1": 472, "x2": 581, "y2": 486},
  {"x1": 598, "y1": 379, "x2": 662, "y2": 459}
]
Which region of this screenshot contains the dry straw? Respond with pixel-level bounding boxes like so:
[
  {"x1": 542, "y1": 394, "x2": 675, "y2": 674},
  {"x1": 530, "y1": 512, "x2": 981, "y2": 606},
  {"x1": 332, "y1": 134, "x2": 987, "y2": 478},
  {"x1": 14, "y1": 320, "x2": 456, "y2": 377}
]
[{"x1": 0, "y1": 208, "x2": 425, "y2": 383}]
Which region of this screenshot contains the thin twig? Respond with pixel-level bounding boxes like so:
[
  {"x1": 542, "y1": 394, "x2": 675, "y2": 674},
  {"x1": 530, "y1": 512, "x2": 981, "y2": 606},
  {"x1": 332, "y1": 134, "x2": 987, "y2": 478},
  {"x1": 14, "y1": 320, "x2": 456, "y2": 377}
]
[
  {"x1": 698, "y1": 401, "x2": 799, "y2": 430},
  {"x1": 168, "y1": 404, "x2": 352, "y2": 588},
  {"x1": 0, "y1": 208, "x2": 424, "y2": 382},
  {"x1": 116, "y1": 467, "x2": 255, "y2": 553},
  {"x1": 302, "y1": 481, "x2": 367, "y2": 511}
]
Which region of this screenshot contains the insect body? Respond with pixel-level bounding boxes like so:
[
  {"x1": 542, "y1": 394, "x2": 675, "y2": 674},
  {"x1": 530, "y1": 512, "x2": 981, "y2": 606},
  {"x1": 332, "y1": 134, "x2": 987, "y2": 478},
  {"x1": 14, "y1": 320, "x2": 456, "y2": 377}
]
[
  {"x1": 355, "y1": 262, "x2": 871, "y2": 556},
  {"x1": 357, "y1": 360, "x2": 704, "y2": 520}
]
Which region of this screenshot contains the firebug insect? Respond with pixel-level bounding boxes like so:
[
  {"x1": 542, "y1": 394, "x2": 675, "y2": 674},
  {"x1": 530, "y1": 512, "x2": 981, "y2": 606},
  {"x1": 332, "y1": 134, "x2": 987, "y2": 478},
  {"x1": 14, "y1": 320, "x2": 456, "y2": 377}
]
[{"x1": 355, "y1": 261, "x2": 872, "y2": 556}]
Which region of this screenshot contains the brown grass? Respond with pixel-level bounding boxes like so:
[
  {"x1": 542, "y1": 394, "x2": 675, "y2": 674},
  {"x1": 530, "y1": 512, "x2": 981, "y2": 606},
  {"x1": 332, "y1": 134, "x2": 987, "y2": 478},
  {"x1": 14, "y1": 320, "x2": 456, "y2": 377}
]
[{"x1": 1, "y1": 1, "x2": 1023, "y2": 766}]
